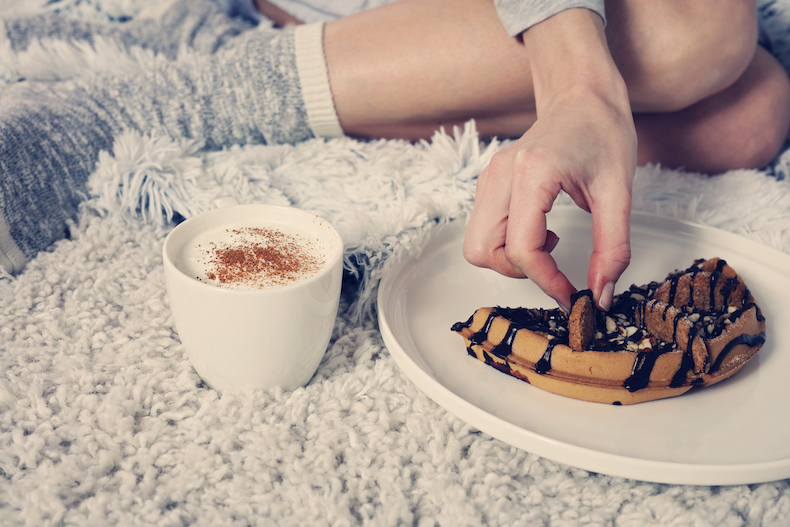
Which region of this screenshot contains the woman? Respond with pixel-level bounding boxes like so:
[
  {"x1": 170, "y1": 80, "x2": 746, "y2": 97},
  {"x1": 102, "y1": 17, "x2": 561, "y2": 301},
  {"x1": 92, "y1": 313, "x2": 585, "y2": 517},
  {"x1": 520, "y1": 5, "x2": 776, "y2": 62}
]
[{"x1": 1, "y1": 0, "x2": 787, "y2": 311}]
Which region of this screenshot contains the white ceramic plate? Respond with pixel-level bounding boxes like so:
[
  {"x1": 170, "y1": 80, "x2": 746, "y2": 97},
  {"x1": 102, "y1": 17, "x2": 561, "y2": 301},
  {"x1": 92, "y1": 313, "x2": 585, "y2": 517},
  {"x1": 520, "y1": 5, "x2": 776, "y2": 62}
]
[{"x1": 377, "y1": 207, "x2": 790, "y2": 485}]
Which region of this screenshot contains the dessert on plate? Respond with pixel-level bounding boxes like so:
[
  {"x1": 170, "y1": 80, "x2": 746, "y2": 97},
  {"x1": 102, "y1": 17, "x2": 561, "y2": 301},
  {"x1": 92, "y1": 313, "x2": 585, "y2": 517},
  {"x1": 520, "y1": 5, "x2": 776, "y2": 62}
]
[{"x1": 451, "y1": 258, "x2": 767, "y2": 405}]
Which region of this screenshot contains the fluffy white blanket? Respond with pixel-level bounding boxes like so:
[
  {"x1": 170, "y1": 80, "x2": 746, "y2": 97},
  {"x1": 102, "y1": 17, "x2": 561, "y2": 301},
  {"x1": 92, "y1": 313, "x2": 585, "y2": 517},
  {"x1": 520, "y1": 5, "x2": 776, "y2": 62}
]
[{"x1": 2, "y1": 1, "x2": 790, "y2": 525}]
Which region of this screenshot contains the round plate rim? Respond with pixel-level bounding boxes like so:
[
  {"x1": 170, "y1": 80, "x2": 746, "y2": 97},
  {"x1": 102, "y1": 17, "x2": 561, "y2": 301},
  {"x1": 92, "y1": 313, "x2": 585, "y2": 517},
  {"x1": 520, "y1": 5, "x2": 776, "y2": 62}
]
[{"x1": 377, "y1": 207, "x2": 790, "y2": 485}]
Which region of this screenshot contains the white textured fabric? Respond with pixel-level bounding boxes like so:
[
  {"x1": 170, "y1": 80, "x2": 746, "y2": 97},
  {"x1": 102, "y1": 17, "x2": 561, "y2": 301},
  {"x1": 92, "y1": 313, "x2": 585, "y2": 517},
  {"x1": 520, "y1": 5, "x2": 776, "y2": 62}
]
[
  {"x1": 0, "y1": 18, "x2": 14, "y2": 89},
  {"x1": 3, "y1": 123, "x2": 790, "y2": 526},
  {"x1": 267, "y1": 0, "x2": 393, "y2": 23},
  {"x1": 294, "y1": 22, "x2": 344, "y2": 138},
  {"x1": 135, "y1": 0, "x2": 181, "y2": 20},
  {"x1": 0, "y1": 211, "x2": 26, "y2": 273},
  {"x1": 2, "y1": 1, "x2": 790, "y2": 525}
]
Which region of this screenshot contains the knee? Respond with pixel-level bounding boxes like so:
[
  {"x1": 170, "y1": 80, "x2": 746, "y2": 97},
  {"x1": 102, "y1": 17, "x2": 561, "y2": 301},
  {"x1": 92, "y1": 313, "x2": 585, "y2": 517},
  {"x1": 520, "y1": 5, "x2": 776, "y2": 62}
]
[
  {"x1": 634, "y1": 47, "x2": 790, "y2": 174},
  {"x1": 658, "y1": 0, "x2": 758, "y2": 111},
  {"x1": 611, "y1": 0, "x2": 759, "y2": 112},
  {"x1": 695, "y1": 47, "x2": 790, "y2": 173},
  {"x1": 726, "y1": 49, "x2": 790, "y2": 170}
]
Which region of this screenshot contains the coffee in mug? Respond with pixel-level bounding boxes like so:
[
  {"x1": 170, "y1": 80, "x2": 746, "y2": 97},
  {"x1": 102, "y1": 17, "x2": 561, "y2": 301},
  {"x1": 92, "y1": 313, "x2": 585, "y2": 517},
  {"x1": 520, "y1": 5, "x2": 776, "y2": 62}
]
[
  {"x1": 177, "y1": 225, "x2": 329, "y2": 290},
  {"x1": 163, "y1": 200, "x2": 343, "y2": 394}
]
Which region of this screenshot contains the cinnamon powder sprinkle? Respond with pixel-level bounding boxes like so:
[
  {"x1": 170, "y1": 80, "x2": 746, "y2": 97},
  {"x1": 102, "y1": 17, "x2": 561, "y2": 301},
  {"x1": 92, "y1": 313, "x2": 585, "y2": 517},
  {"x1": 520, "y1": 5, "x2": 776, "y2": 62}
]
[{"x1": 197, "y1": 227, "x2": 325, "y2": 289}]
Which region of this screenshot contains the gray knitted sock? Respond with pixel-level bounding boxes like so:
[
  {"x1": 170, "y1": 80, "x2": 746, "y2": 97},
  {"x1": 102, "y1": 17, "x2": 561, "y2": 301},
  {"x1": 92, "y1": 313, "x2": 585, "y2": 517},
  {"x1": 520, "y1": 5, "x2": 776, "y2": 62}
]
[
  {"x1": 0, "y1": 23, "x2": 339, "y2": 273},
  {"x1": 2, "y1": 0, "x2": 256, "y2": 59}
]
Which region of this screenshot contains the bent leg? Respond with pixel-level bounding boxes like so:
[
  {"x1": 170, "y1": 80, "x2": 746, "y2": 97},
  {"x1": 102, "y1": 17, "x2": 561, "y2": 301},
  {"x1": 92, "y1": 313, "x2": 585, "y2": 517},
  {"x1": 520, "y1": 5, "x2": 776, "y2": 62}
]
[
  {"x1": 474, "y1": 45, "x2": 790, "y2": 173},
  {"x1": 634, "y1": 46, "x2": 790, "y2": 173},
  {"x1": 323, "y1": 0, "x2": 534, "y2": 139},
  {"x1": 323, "y1": 0, "x2": 758, "y2": 132},
  {"x1": 0, "y1": 27, "x2": 312, "y2": 273},
  {"x1": 319, "y1": 0, "x2": 787, "y2": 171}
]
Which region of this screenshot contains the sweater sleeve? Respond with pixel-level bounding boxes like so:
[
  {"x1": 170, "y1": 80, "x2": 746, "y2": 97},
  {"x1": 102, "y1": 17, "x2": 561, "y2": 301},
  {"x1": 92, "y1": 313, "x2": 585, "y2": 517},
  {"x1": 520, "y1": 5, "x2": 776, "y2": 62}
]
[{"x1": 494, "y1": 0, "x2": 606, "y2": 38}]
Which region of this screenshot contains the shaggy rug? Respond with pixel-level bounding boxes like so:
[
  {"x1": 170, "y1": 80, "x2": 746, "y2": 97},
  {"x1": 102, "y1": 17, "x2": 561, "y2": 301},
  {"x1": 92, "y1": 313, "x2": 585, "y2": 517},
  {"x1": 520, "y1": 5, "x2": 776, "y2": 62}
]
[{"x1": 1, "y1": 1, "x2": 790, "y2": 525}]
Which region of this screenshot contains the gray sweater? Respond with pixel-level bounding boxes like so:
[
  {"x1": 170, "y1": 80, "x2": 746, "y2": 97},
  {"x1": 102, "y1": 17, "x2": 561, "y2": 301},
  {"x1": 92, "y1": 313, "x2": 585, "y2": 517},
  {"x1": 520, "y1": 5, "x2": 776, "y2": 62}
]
[
  {"x1": 494, "y1": 0, "x2": 605, "y2": 37},
  {"x1": 261, "y1": 0, "x2": 605, "y2": 35}
]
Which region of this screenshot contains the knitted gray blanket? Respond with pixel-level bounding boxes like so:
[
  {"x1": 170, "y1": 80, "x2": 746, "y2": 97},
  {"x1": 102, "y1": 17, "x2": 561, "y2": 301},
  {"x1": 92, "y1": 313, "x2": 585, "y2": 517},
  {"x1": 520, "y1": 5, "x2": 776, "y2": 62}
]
[{"x1": 2, "y1": 1, "x2": 790, "y2": 525}]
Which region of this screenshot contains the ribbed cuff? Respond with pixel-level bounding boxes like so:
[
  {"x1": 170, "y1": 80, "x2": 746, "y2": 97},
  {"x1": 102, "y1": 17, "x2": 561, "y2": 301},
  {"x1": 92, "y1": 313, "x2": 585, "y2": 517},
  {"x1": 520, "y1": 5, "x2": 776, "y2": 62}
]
[{"x1": 294, "y1": 22, "x2": 344, "y2": 138}]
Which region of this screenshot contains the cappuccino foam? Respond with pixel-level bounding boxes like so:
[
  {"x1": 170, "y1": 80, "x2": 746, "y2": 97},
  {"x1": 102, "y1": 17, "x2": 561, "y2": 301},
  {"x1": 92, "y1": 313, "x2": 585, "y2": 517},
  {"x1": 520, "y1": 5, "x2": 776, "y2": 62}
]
[{"x1": 177, "y1": 225, "x2": 328, "y2": 290}]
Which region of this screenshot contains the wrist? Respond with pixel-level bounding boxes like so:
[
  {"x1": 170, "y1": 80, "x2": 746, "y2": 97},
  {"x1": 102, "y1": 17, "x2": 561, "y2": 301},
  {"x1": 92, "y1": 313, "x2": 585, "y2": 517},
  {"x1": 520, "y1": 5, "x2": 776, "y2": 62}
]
[{"x1": 522, "y1": 8, "x2": 629, "y2": 115}]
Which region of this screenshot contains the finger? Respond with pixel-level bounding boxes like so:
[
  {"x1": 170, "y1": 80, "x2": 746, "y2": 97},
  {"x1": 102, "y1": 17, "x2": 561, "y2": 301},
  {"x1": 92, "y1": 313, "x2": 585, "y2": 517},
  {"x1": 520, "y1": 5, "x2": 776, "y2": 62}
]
[
  {"x1": 508, "y1": 228, "x2": 576, "y2": 310},
  {"x1": 506, "y1": 184, "x2": 577, "y2": 310},
  {"x1": 463, "y1": 158, "x2": 527, "y2": 278},
  {"x1": 587, "y1": 185, "x2": 633, "y2": 311},
  {"x1": 544, "y1": 230, "x2": 559, "y2": 253}
]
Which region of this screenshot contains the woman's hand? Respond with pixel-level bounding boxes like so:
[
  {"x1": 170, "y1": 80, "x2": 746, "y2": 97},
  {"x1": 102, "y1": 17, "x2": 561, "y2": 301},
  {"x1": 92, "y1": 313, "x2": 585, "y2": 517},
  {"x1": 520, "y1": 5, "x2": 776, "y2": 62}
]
[{"x1": 462, "y1": 8, "x2": 637, "y2": 312}]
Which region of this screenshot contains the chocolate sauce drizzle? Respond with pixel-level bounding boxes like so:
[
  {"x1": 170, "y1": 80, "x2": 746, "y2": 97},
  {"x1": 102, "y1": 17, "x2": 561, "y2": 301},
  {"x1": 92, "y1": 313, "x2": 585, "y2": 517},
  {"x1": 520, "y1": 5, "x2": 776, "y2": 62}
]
[
  {"x1": 535, "y1": 340, "x2": 559, "y2": 374},
  {"x1": 451, "y1": 258, "x2": 765, "y2": 393},
  {"x1": 452, "y1": 306, "x2": 569, "y2": 374},
  {"x1": 624, "y1": 349, "x2": 662, "y2": 392},
  {"x1": 670, "y1": 352, "x2": 696, "y2": 388},
  {"x1": 710, "y1": 332, "x2": 766, "y2": 373},
  {"x1": 490, "y1": 324, "x2": 519, "y2": 358}
]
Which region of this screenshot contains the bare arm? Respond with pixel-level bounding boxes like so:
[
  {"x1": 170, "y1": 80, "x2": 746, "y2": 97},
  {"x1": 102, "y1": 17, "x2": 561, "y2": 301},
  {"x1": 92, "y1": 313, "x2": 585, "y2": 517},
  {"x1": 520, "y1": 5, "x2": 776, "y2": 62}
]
[{"x1": 463, "y1": 8, "x2": 636, "y2": 311}]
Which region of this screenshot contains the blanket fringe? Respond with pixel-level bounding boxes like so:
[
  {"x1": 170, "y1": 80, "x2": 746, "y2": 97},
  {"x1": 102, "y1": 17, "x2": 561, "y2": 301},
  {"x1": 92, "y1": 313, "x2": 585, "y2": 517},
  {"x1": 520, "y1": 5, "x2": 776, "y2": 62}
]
[
  {"x1": 0, "y1": 35, "x2": 159, "y2": 92},
  {"x1": 86, "y1": 122, "x2": 496, "y2": 323},
  {"x1": 85, "y1": 131, "x2": 207, "y2": 224}
]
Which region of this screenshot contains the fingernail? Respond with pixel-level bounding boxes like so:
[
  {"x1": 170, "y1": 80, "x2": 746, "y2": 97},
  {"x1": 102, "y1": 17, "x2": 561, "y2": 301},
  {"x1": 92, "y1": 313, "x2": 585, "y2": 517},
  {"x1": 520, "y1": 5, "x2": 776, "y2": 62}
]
[
  {"x1": 598, "y1": 281, "x2": 615, "y2": 311},
  {"x1": 544, "y1": 234, "x2": 559, "y2": 253},
  {"x1": 557, "y1": 301, "x2": 570, "y2": 313}
]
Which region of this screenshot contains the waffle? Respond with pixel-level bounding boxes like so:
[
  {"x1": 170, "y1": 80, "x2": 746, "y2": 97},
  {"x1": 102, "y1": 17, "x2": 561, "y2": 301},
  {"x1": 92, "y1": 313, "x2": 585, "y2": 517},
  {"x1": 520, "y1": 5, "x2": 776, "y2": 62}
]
[{"x1": 451, "y1": 258, "x2": 767, "y2": 405}]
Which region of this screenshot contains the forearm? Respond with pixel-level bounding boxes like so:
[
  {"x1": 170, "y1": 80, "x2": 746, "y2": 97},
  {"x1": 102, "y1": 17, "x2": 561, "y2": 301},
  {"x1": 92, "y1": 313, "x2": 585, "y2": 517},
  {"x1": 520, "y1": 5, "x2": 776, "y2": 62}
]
[
  {"x1": 521, "y1": 8, "x2": 630, "y2": 118},
  {"x1": 473, "y1": 8, "x2": 637, "y2": 309}
]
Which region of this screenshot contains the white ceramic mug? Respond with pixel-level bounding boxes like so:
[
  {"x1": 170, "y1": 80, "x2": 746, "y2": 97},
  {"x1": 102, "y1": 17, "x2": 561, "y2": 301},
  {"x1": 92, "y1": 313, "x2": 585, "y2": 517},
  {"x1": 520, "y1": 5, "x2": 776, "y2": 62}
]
[{"x1": 162, "y1": 200, "x2": 343, "y2": 394}]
